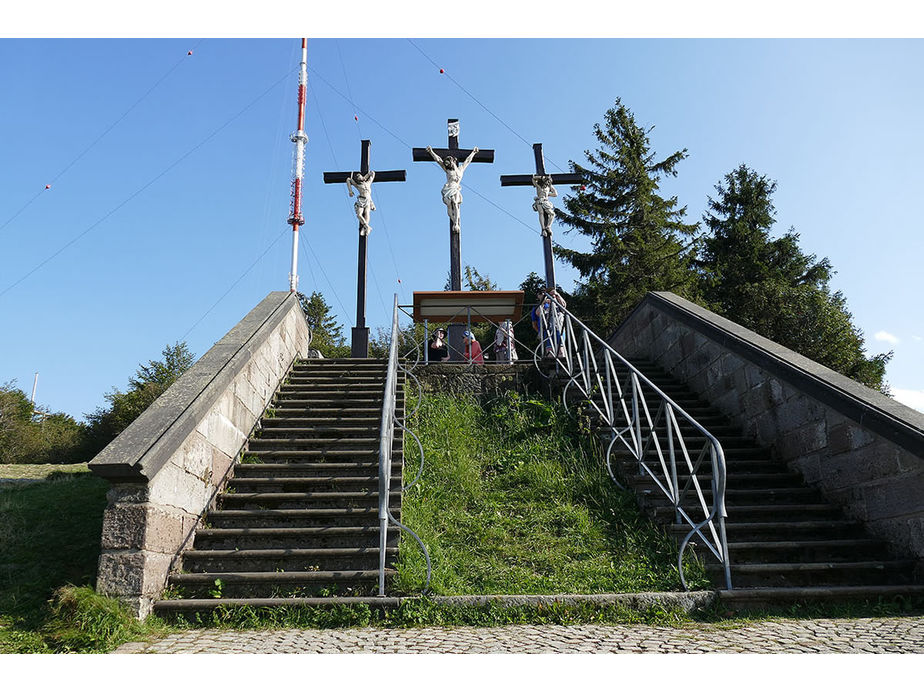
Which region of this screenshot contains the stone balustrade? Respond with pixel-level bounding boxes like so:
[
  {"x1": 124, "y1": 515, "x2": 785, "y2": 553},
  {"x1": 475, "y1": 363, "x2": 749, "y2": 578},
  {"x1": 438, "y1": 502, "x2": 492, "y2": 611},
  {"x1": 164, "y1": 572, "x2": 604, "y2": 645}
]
[
  {"x1": 610, "y1": 292, "x2": 924, "y2": 565},
  {"x1": 89, "y1": 292, "x2": 310, "y2": 617}
]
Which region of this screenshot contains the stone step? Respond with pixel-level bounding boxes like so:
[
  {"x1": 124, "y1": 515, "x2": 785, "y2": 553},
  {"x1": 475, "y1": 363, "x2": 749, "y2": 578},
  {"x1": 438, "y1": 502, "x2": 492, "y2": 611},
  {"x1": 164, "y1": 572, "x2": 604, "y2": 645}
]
[
  {"x1": 226, "y1": 475, "x2": 401, "y2": 494},
  {"x1": 270, "y1": 406, "x2": 383, "y2": 417},
  {"x1": 154, "y1": 596, "x2": 402, "y2": 615},
  {"x1": 651, "y1": 503, "x2": 844, "y2": 523},
  {"x1": 713, "y1": 560, "x2": 918, "y2": 588},
  {"x1": 233, "y1": 462, "x2": 394, "y2": 478},
  {"x1": 168, "y1": 569, "x2": 390, "y2": 599},
  {"x1": 628, "y1": 471, "x2": 804, "y2": 490},
  {"x1": 193, "y1": 525, "x2": 393, "y2": 550},
  {"x1": 182, "y1": 546, "x2": 397, "y2": 573},
  {"x1": 253, "y1": 425, "x2": 383, "y2": 436},
  {"x1": 219, "y1": 489, "x2": 401, "y2": 510},
  {"x1": 247, "y1": 437, "x2": 384, "y2": 451},
  {"x1": 637, "y1": 485, "x2": 824, "y2": 505},
  {"x1": 260, "y1": 417, "x2": 382, "y2": 428},
  {"x1": 674, "y1": 520, "x2": 866, "y2": 541},
  {"x1": 206, "y1": 507, "x2": 390, "y2": 529},
  {"x1": 717, "y1": 585, "x2": 924, "y2": 610},
  {"x1": 245, "y1": 449, "x2": 384, "y2": 460},
  {"x1": 725, "y1": 539, "x2": 892, "y2": 564}
]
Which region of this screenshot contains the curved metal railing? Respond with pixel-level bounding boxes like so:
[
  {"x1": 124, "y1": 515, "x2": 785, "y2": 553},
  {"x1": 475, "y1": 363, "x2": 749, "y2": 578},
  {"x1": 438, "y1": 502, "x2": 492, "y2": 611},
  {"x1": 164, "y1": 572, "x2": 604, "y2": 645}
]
[
  {"x1": 537, "y1": 295, "x2": 733, "y2": 590},
  {"x1": 378, "y1": 293, "x2": 431, "y2": 596}
]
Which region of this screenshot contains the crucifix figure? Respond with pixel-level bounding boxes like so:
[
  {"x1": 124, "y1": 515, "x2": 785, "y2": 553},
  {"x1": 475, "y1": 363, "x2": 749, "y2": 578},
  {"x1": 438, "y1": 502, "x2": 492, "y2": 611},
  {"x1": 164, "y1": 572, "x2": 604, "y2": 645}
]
[
  {"x1": 324, "y1": 140, "x2": 406, "y2": 357},
  {"x1": 426, "y1": 144, "x2": 479, "y2": 233},
  {"x1": 413, "y1": 119, "x2": 494, "y2": 293},
  {"x1": 501, "y1": 143, "x2": 583, "y2": 290},
  {"x1": 346, "y1": 170, "x2": 376, "y2": 235}
]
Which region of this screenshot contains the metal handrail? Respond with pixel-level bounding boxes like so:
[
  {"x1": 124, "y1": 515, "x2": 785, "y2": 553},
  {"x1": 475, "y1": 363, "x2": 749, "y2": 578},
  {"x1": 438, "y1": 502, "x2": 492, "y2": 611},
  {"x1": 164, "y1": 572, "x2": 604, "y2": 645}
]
[
  {"x1": 537, "y1": 294, "x2": 733, "y2": 590},
  {"x1": 378, "y1": 293, "x2": 431, "y2": 596}
]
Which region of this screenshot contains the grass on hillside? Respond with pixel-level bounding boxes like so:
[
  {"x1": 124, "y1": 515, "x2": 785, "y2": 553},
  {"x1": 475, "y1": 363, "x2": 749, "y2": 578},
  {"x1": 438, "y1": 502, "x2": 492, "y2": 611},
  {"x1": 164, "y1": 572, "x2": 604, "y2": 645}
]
[
  {"x1": 392, "y1": 391, "x2": 709, "y2": 596},
  {"x1": 0, "y1": 470, "x2": 169, "y2": 653}
]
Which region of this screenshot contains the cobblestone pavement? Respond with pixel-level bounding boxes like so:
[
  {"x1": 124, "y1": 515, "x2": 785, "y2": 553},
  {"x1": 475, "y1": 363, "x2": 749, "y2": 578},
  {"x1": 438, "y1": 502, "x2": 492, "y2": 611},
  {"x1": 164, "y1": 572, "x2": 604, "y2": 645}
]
[{"x1": 116, "y1": 617, "x2": 924, "y2": 653}]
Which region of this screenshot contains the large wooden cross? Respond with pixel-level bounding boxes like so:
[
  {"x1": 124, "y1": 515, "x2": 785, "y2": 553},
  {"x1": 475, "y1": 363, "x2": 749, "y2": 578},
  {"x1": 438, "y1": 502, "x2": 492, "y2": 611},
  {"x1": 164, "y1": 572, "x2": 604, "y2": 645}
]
[
  {"x1": 412, "y1": 118, "x2": 494, "y2": 292},
  {"x1": 324, "y1": 139, "x2": 406, "y2": 358},
  {"x1": 501, "y1": 143, "x2": 582, "y2": 290}
]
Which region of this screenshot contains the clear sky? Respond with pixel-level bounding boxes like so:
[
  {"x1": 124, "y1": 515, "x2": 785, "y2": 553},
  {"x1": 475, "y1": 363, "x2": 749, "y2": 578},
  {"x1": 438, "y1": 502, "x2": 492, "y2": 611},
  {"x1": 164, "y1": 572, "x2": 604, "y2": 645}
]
[{"x1": 2, "y1": 13, "x2": 923, "y2": 419}]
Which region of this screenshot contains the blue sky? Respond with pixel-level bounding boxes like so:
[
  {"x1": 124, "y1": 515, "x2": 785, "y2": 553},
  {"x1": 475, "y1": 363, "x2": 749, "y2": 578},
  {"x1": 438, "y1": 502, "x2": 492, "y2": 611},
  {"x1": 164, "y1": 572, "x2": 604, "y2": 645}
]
[{"x1": 2, "y1": 30, "x2": 923, "y2": 418}]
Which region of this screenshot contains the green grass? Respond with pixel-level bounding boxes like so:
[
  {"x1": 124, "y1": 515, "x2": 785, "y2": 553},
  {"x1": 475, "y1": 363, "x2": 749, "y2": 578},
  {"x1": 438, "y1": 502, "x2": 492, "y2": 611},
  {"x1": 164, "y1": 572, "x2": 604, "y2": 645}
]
[
  {"x1": 393, "y1": 392, "x2": 709, "y2": 596},
  {"x1": 0, "y1": 470, "x2": 169, "y2": 652},
  {"x1": 165, "y1": 597, "x2": 693, "y2": 630}
]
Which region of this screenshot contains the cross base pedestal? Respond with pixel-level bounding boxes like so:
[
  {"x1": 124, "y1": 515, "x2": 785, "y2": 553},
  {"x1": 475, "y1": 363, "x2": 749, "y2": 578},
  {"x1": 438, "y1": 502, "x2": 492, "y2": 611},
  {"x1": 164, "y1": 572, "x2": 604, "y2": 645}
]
[{"x1": 351, "y1": 327, "x2": 370, "y2": 359}]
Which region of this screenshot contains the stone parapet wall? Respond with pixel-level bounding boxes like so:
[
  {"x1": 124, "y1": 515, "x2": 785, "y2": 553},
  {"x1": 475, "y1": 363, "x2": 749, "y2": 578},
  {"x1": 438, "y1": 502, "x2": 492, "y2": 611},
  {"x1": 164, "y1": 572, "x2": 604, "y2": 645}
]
[
  {"x1": 414, "y1": 363, "x2": 540, "y2": 398},
  {"x1": 89, "y1": 292, "x2": 310, "y2": 617},
  {"x1": 610, "y1": 292, "x2": 924, "y2": 562}
]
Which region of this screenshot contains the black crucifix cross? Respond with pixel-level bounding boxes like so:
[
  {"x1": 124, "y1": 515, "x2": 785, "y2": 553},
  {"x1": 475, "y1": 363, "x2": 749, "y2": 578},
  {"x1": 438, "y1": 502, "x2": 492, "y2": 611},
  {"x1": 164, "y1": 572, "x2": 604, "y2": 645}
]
[
  {"x1": 323, "y1": 139, "x2": 406, "y2": 358},
  {"x1": 500, "y1": 143, "x2": 582, "y2": 291},
  {"x1": 412, "y1": 118, "x2": 494, "y2": 292}
]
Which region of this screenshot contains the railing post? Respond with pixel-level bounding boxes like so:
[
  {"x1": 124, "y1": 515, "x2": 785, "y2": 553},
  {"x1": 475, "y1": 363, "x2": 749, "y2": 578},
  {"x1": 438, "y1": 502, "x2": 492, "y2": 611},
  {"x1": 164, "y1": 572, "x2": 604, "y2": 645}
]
[{"x1": 667, "y1": 407, "x2": 679, "y2": 523}]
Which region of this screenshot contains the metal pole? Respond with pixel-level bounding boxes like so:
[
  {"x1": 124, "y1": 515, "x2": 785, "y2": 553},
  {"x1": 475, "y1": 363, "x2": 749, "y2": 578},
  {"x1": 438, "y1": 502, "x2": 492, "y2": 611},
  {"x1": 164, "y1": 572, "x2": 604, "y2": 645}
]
[
  {"x1": 30, "y1": 372, "x2": 38, "y2": 407},
  {"x1": 287, "y1": 38, "x2": 308, "y2": 293}
]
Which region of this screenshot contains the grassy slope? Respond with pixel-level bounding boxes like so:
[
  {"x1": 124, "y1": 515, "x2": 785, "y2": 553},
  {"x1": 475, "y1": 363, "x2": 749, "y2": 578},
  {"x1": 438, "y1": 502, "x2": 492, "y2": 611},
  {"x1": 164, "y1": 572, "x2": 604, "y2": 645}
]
[
  {"x1": 0, "y1": 471, "x2": 168, "y2": 652},
  {"x1": 394, "y1": 392, "x2": 708, "y2": 595}
]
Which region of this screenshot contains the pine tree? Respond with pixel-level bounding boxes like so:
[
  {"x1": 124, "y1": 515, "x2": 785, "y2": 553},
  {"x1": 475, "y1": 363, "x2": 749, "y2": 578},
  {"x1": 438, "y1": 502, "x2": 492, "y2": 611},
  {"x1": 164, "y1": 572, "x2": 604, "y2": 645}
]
[
  {"x1": 297, "y1": 291, "x2": 349, "y2": 357},
  {"x1": 698, "y1": 165, "x2": 891, "y2": 391},
  {"x1": 556, "y1": 98, "x2": 699, "y2": 332}
]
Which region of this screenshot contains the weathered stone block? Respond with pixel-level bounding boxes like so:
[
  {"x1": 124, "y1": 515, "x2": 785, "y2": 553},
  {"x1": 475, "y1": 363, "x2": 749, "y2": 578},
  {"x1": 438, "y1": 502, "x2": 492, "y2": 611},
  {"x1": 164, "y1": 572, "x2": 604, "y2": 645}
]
[{"x1": 777, "y1": 421, "x2": 827, "y2": 459}]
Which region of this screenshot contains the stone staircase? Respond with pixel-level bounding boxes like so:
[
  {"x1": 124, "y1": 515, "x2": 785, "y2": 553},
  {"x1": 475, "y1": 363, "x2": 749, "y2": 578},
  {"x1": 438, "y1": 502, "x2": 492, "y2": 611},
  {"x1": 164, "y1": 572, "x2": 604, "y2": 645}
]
[
  {"x1": 154, "y1": 358, "x2": 404, "y2": 614},
  {"x1": 569, "y1": 357, "x2": 924, "y2": 609}
]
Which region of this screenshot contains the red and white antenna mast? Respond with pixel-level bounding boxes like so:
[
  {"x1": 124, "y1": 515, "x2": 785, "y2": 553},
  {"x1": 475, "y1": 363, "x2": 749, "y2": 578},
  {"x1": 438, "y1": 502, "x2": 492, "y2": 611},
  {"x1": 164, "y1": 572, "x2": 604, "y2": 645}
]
[{"x1": 287, "y1": 38, "x2": 308, "y2": 293}]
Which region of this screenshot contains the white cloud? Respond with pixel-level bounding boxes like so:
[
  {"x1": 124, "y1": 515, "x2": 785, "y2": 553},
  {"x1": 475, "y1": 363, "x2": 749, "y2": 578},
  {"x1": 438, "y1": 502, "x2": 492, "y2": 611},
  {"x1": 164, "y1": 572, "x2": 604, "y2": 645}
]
[
  {"x1": 913, "y1": 336, "x2": 923, "y2": 342},
  {"x1": 874, "y1": 331, "x2": 900, "y2": 345},
  {"x1": 893, "y1": 389, "x2": 924, "y2": 414}
]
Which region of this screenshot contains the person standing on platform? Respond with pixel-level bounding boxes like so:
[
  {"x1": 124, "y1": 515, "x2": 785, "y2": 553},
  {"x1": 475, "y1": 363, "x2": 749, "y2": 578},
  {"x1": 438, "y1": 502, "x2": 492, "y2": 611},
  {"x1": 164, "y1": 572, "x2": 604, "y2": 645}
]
[
  {"x1": 463, "y1": 330, "x2": 484, "y2": 364},
  {"x1": 427, "y1": 328, "x2": 450, "y2": 363},
  {"x1": 494, "y1": 319, "x2": 518, "y2": 364}
]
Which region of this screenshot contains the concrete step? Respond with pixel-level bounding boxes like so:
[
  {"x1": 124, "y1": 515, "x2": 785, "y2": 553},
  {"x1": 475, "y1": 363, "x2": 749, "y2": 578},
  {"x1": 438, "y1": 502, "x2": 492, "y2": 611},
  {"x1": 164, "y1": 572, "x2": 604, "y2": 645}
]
[
  {"x1": 253, "y1": 425, "x2": 383, "y2": 437},
  {"x1": 650, "y1": 503, "x2": 844, "y2": 523},
  {"x1": 717, "y1": 585, "x2": 924, "y2": 610},
  {"x1": 714, "y1": 560, "x2": 918, "y2": 588},
  {"x1": 206, "y1": 507, "x2": 392, "y2": 529},
  {"x1": 260, "y1": 417, "x2": 381, "y2": 428},
  {"x1": 674, "y1": 520, "x2": 866, "y2": 542},
  {"x1": 193, "y1": 525, "x2": 394, "y2": 550},
  {"x1": 226, "y1": 475, "x2": 401, "y2": 494},
  {"x1": 233, "y1": 462, "x2": 395, "y2": 478},
  {"x1": 245, "y1": 449, "x2": 384, "y2": 460},
  {"x1": 247, "y1": 437, "x2": 384, "y2": 452},
  {"x1": 154, "y1": 596, "x2": 402, "y2": 615},
  {"x1": 270, "y1": 406, "x2": 383, "y2": 417},
  {"x1": 725, "y1": 539, "x2": 892, "y2": 564},
  {"x1": 628, "y1": 471, "x2": 804, "y2": 490},
  {"x1": 168, "y1": 569, "x2": 391, "y2": 598},
  {"x1": 219, "y1": 489, "x2": 401, "y2": 510},
  {"x1": 182, "y1": 546, "x2": 397, "y2": 573}
]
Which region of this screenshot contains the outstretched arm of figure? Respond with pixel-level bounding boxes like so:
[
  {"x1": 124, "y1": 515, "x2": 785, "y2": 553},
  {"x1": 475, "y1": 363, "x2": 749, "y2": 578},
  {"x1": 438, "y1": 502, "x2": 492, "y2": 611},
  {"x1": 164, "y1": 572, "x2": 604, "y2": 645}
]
[
  {"x1": 549, "y1": 183, "x2": 558, "y2": 198},
  {"x1": 459, "y1": 146, "x2": 479, "y2": 172},
  {"x1": 346, "y1": 175, "x2": 355, "y2": 197},
  {"x1": 367, "y1": 171, "x2": 376, "y2": 184},
  {"x1": 426, "y1": 145, "x2": 444, "y2": 167}
]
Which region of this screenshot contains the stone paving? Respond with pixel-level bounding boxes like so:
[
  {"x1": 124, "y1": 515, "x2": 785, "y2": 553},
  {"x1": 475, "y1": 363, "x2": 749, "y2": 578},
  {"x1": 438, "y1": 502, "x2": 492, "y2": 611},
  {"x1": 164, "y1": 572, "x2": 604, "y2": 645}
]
[{"x1": 115, "y1": 617, "x2": 924, "y2": 653}]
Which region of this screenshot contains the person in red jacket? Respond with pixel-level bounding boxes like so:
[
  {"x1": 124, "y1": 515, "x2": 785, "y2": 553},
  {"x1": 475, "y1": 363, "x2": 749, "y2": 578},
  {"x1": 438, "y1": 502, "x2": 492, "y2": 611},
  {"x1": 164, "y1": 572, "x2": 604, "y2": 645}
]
[{"x1": 463, "y1": 330, "x2": 484, "y2": 364}]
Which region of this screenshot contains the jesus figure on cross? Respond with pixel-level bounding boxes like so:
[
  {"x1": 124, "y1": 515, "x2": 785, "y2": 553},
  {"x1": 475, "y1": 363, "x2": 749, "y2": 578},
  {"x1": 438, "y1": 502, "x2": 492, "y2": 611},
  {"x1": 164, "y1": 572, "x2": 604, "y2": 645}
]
[
  {"x1": 346, "y1": 170, "x2": 376, "y2": 236},
  {"x1": 426, "y1": 144, "x2": 479, "y2": 233},
  {"x1": 532, "y1": 174, "x2": 558, "y2": 237}
]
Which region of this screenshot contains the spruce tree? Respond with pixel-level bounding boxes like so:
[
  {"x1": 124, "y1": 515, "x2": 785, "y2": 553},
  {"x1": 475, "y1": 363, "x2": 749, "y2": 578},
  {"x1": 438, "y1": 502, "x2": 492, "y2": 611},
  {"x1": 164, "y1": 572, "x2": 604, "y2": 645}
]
[
  {"x1": 297, "y1": 291, "x2": 349, "y2": 357},
  {"x1": 698, "y1": 164, "x2": 891, "y2": 391},
  {"x1": 556, "y1": 98, "x2": 699, "y2": 332}
]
